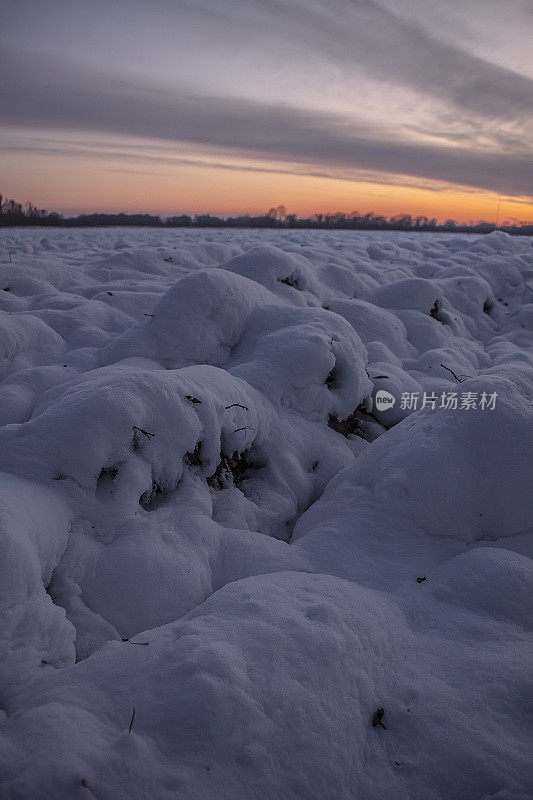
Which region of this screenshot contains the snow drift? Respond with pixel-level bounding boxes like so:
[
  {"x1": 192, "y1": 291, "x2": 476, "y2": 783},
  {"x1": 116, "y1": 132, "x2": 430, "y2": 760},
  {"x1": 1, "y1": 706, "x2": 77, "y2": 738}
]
[{"x1": 0, "y1": 227, "x2": 532, "y2": 799}]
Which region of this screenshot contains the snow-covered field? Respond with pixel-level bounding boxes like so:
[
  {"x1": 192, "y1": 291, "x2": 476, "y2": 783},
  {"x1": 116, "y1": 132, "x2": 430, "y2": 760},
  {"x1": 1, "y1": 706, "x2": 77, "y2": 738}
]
[{"x1": 0, "y1": 226, "x2": 532, "y2": 799}]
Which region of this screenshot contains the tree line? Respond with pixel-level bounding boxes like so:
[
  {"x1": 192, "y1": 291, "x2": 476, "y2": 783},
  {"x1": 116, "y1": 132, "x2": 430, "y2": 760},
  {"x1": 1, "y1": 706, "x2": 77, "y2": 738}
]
[{"x1": 1, "y1": 194, "x2": 531, "y2": 235}]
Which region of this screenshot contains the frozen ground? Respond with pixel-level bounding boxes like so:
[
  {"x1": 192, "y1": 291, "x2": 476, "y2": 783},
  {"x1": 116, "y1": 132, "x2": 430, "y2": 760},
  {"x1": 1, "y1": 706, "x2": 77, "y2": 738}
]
[{"x1": 0, "y1": 226, "x2": 532, "y2": 799}]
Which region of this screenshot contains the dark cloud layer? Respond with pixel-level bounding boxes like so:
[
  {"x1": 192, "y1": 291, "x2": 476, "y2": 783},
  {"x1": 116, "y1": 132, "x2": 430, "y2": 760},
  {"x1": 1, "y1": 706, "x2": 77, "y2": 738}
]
[
  {"x1": 2, "y1": 50, "x2": 531, "y2": 197},
  {"x1": 1, "y1": 0, "x2": 532, "y2": 198},
  {"x1": 235, "y1": 0, "x2": 533, "y2": 123}
]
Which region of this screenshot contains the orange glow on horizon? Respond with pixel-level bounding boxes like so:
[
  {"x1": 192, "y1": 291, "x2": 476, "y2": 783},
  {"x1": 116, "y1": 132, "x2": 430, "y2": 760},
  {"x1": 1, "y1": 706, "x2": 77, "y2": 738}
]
[{"x1": 2, "y1": 147, "x2": 533, "y2": 226}]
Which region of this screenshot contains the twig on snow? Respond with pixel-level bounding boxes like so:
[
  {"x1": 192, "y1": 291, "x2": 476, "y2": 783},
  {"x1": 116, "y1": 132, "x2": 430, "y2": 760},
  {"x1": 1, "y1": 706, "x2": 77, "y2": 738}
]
[
  {"x1": 234, "y1": 426, "x2": 255, "y2": 439},
  {"x1": 440, "y1": 363, "x2": 469, "y2": 383},
  {"x1": 128, "y1": 708, "x2": 136, "y2": 733},
  {"x1": 122, "y1": 638, "x2": 150, "y2": 646},
  {"x1": 132, "y1": 426, "x2": 155, "y2": 439}
]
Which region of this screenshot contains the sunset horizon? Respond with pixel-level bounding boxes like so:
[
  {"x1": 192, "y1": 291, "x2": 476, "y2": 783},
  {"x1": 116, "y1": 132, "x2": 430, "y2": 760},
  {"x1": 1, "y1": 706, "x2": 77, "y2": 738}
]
[
  {"x1": 3, "y1": 174, "x2": 533, "y2": 226},
  {"x1": 3, "y1": 129, "x2": 533, "y2": 224}
]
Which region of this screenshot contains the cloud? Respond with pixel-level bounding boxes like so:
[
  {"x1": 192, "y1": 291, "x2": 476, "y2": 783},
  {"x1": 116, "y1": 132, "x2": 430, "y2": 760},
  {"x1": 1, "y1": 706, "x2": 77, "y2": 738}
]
[
  {"x1": 1, "y1": 49, "x2": 531, "y2": 198},
  {"x1": 0, "y1": 134, "x2": 499, "y2": 196},
  {"x1": 253, "y1": 0, "x2": 533, "y2": 124},
  {"x1": 4, "y1": 0, "x2": 533, "y2": 128},
  {"x1": 1, "y1": 0, "x2": 532, "y2": 203}
]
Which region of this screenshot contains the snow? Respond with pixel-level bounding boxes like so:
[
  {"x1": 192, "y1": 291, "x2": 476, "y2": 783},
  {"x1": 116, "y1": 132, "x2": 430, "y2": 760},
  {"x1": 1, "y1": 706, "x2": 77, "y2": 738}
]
[{"x1": 0, "y1": 227, "x2": 532, "y2": 799}]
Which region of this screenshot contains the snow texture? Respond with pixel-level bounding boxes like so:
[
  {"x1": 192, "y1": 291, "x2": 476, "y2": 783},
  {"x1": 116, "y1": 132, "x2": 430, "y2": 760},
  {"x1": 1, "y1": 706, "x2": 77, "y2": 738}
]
[{"x1": 0, "y1": 227, "x2": 532, "y2": 799}]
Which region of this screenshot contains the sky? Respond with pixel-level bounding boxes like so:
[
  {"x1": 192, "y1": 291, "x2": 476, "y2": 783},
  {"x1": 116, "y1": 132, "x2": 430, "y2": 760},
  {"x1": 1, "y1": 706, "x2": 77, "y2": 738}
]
[{"x1": 1, "y1": 0, "x2": 532, "y2": 222}]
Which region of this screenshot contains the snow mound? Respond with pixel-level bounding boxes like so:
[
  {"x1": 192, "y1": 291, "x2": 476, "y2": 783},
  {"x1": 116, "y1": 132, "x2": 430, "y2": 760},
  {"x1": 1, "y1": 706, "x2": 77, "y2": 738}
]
[
  {"x1": 430, "y1": 547, "x2": 533, "y2": 628},
  {"x1": 221, "y1": 244, "x2": 323, "y2": 304},
  {"x1": 228, "y1": 305, "x2": 371, "y2": 420},
  {"x1": 0, "y1": 311, "x2": 65, "y2": 379},
  {"x1": 102, "y1": 268, "x2": 275, "y2": 366}
]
